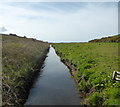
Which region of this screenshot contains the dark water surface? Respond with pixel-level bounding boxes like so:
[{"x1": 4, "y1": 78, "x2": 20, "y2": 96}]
[{"x1": 25, "y1": 46, "x2": 81, "y2": 105}]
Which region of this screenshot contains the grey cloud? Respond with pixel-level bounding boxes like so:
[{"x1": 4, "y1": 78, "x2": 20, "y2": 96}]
[{"x1": 0, "y1": 26, "x2": 7, "y2": 32}]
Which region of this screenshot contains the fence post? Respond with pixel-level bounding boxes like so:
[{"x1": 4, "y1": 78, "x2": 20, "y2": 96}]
[{"x1": 112, "y1": 71, "x2": 120, "y2": 81}]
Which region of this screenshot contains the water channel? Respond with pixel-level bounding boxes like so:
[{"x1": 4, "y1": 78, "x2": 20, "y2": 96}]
[{"x1": 25, "y1": 46, "x2": 81, "y2": 105}]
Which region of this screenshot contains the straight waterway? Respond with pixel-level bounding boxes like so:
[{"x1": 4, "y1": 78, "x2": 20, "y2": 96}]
[{"x1": 25, "y1": 46, "x2": 81, "y2": 105}]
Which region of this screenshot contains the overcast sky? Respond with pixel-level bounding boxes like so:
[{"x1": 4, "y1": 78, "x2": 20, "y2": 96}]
[{"x1": 0, "y1": 2, "x2": 118, "y2": 42}]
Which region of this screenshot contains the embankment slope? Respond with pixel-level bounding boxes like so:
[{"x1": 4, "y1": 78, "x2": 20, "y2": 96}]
[{"x1": 2, "y1": 34, "x2": 49, "y2": 106}]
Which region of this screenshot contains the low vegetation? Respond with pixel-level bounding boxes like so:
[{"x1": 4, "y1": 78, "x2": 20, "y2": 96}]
[
  {"x1": 2, "y1": 34, "x2": 49, "y2": 106},
  {"x1": 53, "y1": 35, "x2": 120, "y2": 105},
  {"x1": 89, "y1": 34, "x2": 120, "y2": 43}
]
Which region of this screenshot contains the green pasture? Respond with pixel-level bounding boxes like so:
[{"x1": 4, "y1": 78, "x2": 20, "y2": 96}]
[{"x1": 53, "y1": 42, "x2": 120, "y2": 105}]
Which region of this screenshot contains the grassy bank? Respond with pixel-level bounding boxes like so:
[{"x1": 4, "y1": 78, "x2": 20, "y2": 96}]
[
  {"x1": 53, "y1": 42, "x2": 120, "y2": 105},
  {"x1": 89, "y1": 34, "x2": 120, "y2": 43},
  {"x1": 2, "y1": 34, "x2": 50, "y2": 106}
]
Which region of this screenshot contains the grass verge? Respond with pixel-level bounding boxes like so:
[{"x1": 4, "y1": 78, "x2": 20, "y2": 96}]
[{"x1": 2, "y1": 34, "x2": 50, "y2": 106}]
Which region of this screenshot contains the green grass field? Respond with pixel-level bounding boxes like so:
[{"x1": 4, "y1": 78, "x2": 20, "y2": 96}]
[
  {"x1": 2, "y1": 34, "x2": 49, "y2": 106},
  {"x1": 53, "y1": 42, "x2": 120, "y2": 105}
]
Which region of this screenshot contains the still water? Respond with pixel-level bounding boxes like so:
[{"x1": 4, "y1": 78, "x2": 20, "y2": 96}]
[{"x1": 25, "y1": 46, "x2": 81, "y2": 105}]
